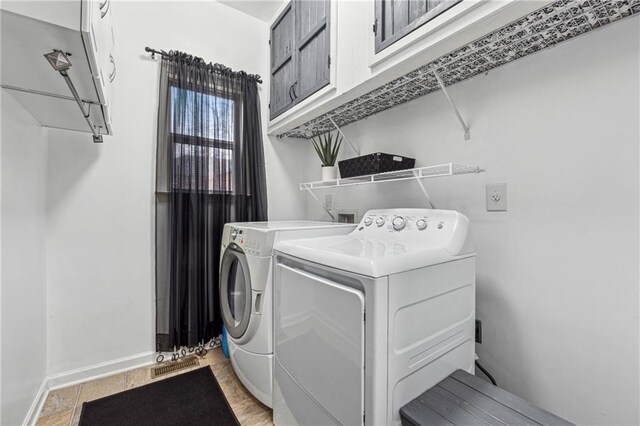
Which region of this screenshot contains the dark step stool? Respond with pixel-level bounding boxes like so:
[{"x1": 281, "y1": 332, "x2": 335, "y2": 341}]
[{"x1": 400, "y1": 370, "x2": 574, "y2": 426}]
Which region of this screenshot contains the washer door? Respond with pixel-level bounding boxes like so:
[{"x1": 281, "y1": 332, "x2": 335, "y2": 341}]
[{"x1": 220, "y1": 244, "x2": 252, "y2": 339}]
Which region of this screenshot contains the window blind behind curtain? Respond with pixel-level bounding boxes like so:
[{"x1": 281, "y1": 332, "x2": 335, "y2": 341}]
[{"x1": 155, "y1": 51, "x2": 267, "y2": 354}]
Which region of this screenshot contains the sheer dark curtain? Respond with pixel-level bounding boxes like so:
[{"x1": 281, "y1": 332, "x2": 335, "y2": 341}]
[{"x1": 155, "y1": 51, "x2": 267, "y2": 353}]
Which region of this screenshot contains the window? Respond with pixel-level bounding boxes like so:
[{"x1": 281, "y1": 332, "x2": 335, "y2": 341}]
[{"x1": 169, "y1": 85, "x2": 240, "y2": 193}]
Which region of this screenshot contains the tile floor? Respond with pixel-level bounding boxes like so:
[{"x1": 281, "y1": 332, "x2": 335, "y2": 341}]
[{"x1": 36, "y1": 348, "x2": 273, "y2": 426}]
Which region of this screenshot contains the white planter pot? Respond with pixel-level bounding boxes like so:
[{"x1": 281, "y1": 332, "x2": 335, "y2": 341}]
[{"x1": 321, "y1": 166, "x2": 338, "y2": 181}]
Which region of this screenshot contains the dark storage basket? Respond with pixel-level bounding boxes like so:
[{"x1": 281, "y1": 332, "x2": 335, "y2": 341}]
[{"x1": 338, "y1": 153, "x2": 415, "y2": 178}]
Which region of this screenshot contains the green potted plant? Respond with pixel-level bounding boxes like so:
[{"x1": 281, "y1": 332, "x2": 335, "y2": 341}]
[{"x1": 312, "y1": 131, "x2": 342, "y2": 181}]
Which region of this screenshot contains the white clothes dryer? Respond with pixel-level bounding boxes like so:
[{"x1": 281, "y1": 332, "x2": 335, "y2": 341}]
[
  {"x1": 272, "y1": 209, "x2": 476, "y2": 425},
  {"x1": 219, "y1": 221, "x2": 356, "y2": 407}
]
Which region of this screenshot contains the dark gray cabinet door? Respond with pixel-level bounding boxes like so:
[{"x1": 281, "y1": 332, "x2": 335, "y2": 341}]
[
  {"x1": 270, "y1": 3, "x2": 296, "y2": 120},
  {"x1": 375, "y1": 0, "x2": 462, "y2": 53},
  {"x1": 295, "y1": 0, "x2": 331, "y2": 103}
]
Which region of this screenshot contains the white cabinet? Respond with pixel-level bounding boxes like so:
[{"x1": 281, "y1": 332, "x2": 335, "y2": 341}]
[
  {"x1": 0, "y1": 0, "x2": 115, "y2": 138},
  {"x1": 82, "y1": 0, "x2": 116, "y2": 125}
]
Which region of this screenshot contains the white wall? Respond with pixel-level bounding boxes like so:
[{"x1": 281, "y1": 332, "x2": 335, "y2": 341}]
[
  {"x1": 1, "y1": 90, "x2": 3, "y2": 426},
  {"x1": 0, "y1": 93, "x2": 48, "y2": 425},
  {"x1": 303, "y1": 17, "x2": 640, "y2": 425},
  {"x1": 44, "y1": 1, "x2": 305, "y2": 376}
]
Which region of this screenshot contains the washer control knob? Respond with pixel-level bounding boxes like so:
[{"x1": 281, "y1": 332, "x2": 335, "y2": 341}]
[
  {"x1": 231, "y1": 228, "x2": 238, "y2": 240},
  {"x1": 376, "y1": 217, "x2": 386, "y2": 227},
  {"x1": 416, "y1": 218, "x2": 428, "y2": 230},
  {"x1": 392, "y1": 216, "x2": 406, "y2": 231},
  {"x1": 364, "y1": 217, "x2": 373, "y2": 226}
]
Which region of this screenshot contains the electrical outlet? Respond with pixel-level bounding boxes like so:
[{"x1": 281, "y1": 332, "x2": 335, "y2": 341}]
[
  {"x1": 486, "y1": 183, "x2": 507, "y2": 211},
  {"x1": 475, "y1": 319, "x2": 482, "y2": 344}
]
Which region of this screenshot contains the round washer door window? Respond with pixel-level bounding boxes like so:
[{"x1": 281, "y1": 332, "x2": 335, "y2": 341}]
[{"x1": 220, "y1": 246, "x2": 252, "y2": 339}]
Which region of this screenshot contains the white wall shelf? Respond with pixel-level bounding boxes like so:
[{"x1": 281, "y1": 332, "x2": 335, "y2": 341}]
[
  {"x1": 301, "y1": 163, "x2": 484, "y2": 220},
  {"x1": 300, "y1": 163, "x2": 482, "y2": 190}
]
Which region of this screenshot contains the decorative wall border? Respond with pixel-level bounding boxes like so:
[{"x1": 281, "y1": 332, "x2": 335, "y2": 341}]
[{"x1": 280, "y1": 0, "x2": 640, "y2": 139}]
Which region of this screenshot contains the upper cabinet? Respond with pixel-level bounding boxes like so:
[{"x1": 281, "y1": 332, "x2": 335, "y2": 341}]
[
  {"x1": 270, "y1": 0, "x2": 331, "y2": 120},
  {"x1": 270, "y1": 4, "x2": 296, "y2": 119},
  {"x1": 295, "y1": 0, "x2": 331, "y2": 102},
  {"x1": 0, "y1": 0, "x2": 115, "y2": 139},
  {"x1": 82, "y1": 0, "x2": 116, "y2": 120},
  {"x1": 267, "y1": 0, "x2": 550, "y2": 137},
  {"x1": 374, "y1": 0, "x2": 461, "y2": 53}
]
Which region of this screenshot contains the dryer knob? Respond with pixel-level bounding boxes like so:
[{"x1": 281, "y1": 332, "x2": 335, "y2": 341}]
[
  {"x1": 392, "y1": 216, "x2": 406, "y2": 231},
  {"x1": 364, "y1": 217, "x2": 373, "y2": 226},
  {"x1": 416, "y1": 218, "x2": 428, "y2": 230},
  {"x1": 376, "y1": 217, "x2": 386, "y2": 227},
  {"x1": 231, "y1": 229, "x2": 238, "y2": 240}
]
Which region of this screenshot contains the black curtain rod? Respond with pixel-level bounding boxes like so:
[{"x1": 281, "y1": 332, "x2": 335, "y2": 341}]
[
  {"x1": 144, "y1": 46, "x2": 262, "y2": 84},
  {"x1": 145, "y1": 46, "x2": 169, "y2": 58}
]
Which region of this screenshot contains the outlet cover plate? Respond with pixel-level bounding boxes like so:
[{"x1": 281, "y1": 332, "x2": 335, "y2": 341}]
[{"x1": 486, "y1": 183, "x2": 507, "y2": 211}]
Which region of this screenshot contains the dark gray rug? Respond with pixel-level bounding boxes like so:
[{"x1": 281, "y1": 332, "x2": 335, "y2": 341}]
[{"x1": 79, "y1": 366, "x2": 239, "y2": 426}]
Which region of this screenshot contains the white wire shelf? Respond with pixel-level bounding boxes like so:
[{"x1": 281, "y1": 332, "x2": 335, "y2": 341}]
[{"x1": 299, "y1": 163, "x2": 483, "y2": 191}]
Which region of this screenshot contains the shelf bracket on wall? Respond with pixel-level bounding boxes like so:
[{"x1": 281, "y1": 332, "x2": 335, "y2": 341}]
[
  {"x1": 44, "y1": 50, "x2": 103, "y2": 143},
  {"x1": 328, "y1": 115, "x2": 360, "y2": 156},
  {"x1": 413, "y1": 173, "x2": 435, "y2": 209},
  {"x1": 432, "y1": 69, "x2": 470, "y2": 141},
  {"x1": 302, "y1": 185, "x2": 336, "y2": 222}
]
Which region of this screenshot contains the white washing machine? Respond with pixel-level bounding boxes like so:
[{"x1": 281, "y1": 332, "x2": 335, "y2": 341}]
[
  {"x1": 219, "y1": 221, "x2": 356, "y2": 407},
  {"x1": 272, "y1": 209, "x2": 476, "y2": 425}
]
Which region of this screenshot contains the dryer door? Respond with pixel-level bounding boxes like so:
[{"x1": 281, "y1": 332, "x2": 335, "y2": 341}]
[
  {"x1": 220, "y1": 244, "x2": 252, "y2": 339},
  {"x1": 274, "y1": 262, "x2": 365, "y2": 426}
]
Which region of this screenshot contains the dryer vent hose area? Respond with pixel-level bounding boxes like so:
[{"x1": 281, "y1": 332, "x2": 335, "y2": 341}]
[{"x1": 475, "y1": 360, "x2": 497, "y2": 386}]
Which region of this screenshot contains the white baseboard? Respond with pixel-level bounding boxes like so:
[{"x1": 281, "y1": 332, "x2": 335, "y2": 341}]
[
  {"x1": 22, "y1": 378, "x2": 49, "y2": 426},
  {"x1": 47, "y1": 351, "x2": 156, "y2": 390},
  {"x1": 23, "y1": 351, "x2": 155, "y2": 424}
]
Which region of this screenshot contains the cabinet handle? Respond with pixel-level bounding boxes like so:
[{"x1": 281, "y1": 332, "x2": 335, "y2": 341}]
[
  {"x1": 108, "y1": 54, "x2": 116, "y2": 83},
  {"x1": 99, "y1": 0, "x2": 108, "y2": 10},
  {"x1": 292, "y1": 81, "x2": 298, "y2": 99},
  {"x1": 101, "y1": 0, "x2": 110, "y2": 18},
  {"x1": 289, "y1": 85, "x2": 294, "y2": 102}
]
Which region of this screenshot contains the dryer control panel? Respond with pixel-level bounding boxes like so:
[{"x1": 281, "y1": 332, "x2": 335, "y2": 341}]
[
  {"x1": 359, "y1": 209, "x2": 450, "y2": 233},
  {"x1": 356, "y1": 209, "x2": 472, "y2": 256}
]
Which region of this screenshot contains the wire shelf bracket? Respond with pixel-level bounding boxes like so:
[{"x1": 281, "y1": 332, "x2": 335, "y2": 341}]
[
  {"x1": 44, "y1": 50, "x2": 104, "y2": 143},
  {"x1": 304, "y1": 186, "x2": 336, "y2": 222},
  {"x1": 414, "y1": 177, "x2": 435, "y2": 209},
  {"x1": 300, "y1": 163, "x2": 483, "y2": 215},
  {"x1": 432, "y1": 69, "x2": 470, "y2": 141},
  {"x1": 327, "y1": 115, "x2": 360, "y2": 156}
]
